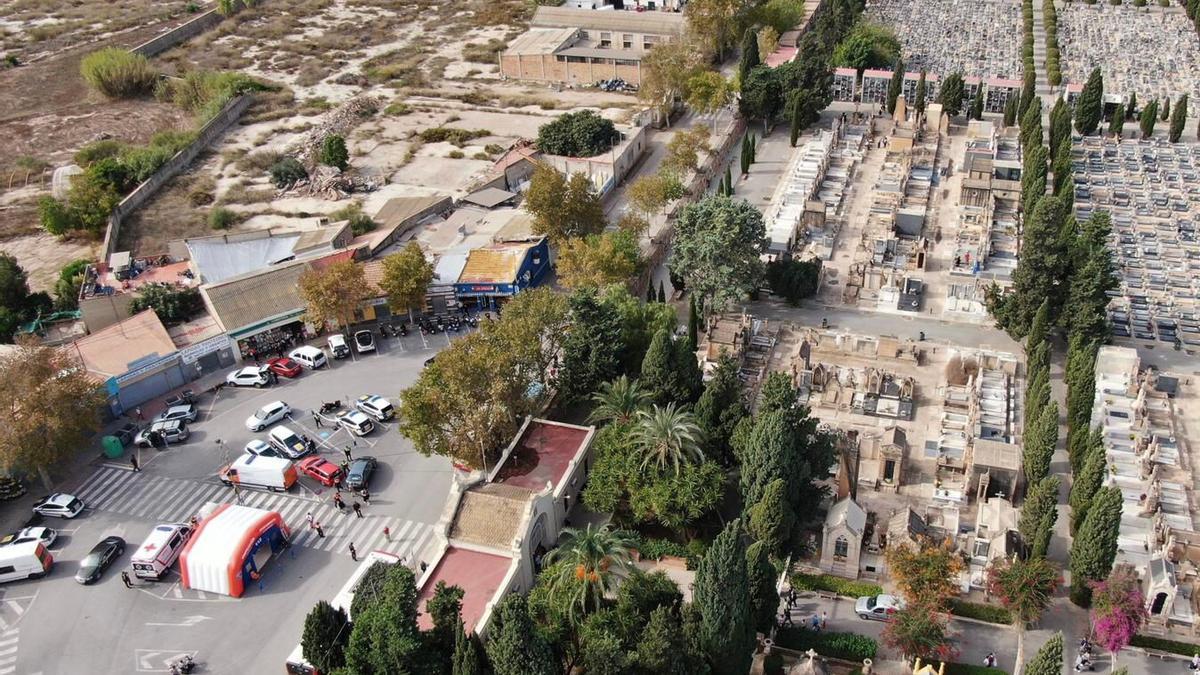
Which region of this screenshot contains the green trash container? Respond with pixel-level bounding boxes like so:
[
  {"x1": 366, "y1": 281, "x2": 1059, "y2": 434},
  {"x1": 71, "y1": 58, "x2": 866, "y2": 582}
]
[{"x1": 102, "y1": 435, "x2": 124, "y2": 459}]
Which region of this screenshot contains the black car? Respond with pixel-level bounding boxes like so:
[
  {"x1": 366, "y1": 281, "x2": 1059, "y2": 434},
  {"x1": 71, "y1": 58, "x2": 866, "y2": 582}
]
[
  {"x1": 345, "y1": 456, "x2": 378, "y2": 491},
  {"x1": 75, "y1": 536, "x2": 125, "y2": 584},
  {"x1": 113, "y1": 422, "x2": 139, "y2": 447}
]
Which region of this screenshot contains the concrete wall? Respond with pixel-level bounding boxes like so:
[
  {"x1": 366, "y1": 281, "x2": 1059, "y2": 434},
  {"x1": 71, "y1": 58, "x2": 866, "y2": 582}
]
[
  {"x1": 129, "y1": 9, "x2": 225, "y2": 58},
  {"x1": 102, "y1": 94, "x2": 253, "y2": 260},
  {"x1": 500, "y1": 53, "x2": 644, "y2": 86},
  {"x1": 541, "y1": 124, "x2": 646, "y2": 196}
]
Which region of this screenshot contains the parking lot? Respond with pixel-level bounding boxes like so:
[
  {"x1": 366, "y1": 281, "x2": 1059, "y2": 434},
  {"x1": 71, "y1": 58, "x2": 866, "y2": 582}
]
[{"x1": 1, "y1": 328, "x2": 461, "y2": 674}]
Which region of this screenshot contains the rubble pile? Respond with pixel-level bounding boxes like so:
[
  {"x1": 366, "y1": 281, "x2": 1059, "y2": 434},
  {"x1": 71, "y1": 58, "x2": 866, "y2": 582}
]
[
  {"x1": 283, "y1": 165, "x2": 381, "y2": 200},
  {"x1": 289, "y1": 95, "x2": 382, "y2": 167}
]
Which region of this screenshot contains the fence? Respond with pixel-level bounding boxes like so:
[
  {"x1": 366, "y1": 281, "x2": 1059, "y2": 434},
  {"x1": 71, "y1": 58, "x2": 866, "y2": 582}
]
[{"x1": 101, "y1": 94, "x2": 253, "y2": 259}]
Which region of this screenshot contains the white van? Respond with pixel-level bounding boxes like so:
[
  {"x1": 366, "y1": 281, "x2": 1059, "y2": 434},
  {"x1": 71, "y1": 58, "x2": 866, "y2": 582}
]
[
  {"x1": 327, "y1": 334, "x2": 350, "y2": 359},
  {"x1": 0, "y1": 541, "x2": 53, "y2": 583},
  {"x1": 130, "y1": 524, "x2": 193, "y2": 580},
  {"x1": 219, "y1": 453, "x2": 297, "y2": 492},
  {"x1": 288, "y1": 345, "x2": 328, "y2": 370}
]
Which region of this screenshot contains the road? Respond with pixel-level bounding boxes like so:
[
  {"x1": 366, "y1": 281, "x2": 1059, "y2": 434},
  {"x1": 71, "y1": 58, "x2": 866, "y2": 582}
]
[{"x1": 5, "y1": 328, "x2": 460, "y2": 674}]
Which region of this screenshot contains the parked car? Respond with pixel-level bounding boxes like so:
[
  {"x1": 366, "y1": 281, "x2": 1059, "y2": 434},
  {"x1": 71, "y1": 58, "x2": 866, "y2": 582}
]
[
  {"x1": 297, "y1": 457, "x2": 342, "y2": 487},
  {"x1": 75, "y1": 535, "x2": 125, "y2": 584},
  {"x1": 266, "y1": 357, "x2": 303, "y2": 378},
  {"x1": 245, "y1": 400, "x2": 291, "y2": 432},
  {"x1": 423, "y1": 356, "x2": 436, "y2": 367},
  {"x1": 134, "y1": 420, "x2": 189, "y2": 448},
  {"x1": 244, "y1": 439, "x2": 283, "y2": 458},
  {"x1": 113, "y1": 422, "x2": 139, "y2": 446},
  {"x1": 855, "y1": 594, "x2": 905, "y2": 621},
  {"x1": 0, "y1": 526, "x2": 57, "y2": 548},
  {"x1": 33, "y1": 493, "x2": 84, "y2": 519},
  {"x1": 226, "y1": 366, "x2": 271, "y2": 388},
  {"x1": 354, "y1": 394, "x2": 394, "y2": 422},
  {"x1": 337, "y1": 410, "x2": 374, "y2": 436},
  {"x1": 353, "y1": 330, "x2": 375, "y2": 354},
  {"x1": 268, "y1": 426, "x2": 311, "y2": 460},
  {"x1": 288, "y1": 345, "x2": 328, "y2": 369},
  {"x1": 327, "y1": 334, "x2": 350, "y2": 359},
  {"x1": 344, "y1": 456, "x2": 378, "y2": 491},
  {"x1": 153, "y1": 403, "x2": 198, "y2": 425}
]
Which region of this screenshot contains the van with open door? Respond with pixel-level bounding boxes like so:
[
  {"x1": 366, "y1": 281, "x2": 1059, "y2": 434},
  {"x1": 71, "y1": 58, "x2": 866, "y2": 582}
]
[{"x1": 218, "y1": 453, "x2": 297, "y2": 492}]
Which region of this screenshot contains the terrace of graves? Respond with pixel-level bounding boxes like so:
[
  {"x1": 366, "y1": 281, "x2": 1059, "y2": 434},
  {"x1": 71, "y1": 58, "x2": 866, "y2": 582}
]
[
  {"x1": 1058, "y1": 4, "x2": 1200, "y2": 119},
  {"x1": 1071, "y1": 136, "x2": 1200, "y2": 347},
  {"x1": 864, "y1": 0, "x2": 1023, "y2": 81}
]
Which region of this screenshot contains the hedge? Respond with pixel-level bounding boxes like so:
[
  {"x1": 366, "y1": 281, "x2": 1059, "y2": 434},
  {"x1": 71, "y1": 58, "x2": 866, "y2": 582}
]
[
  {"x1": 948, "y1": 599, "x2": 1013, "y2": 625},
  {"x1": 626, "y1": 533, "x2": 706, "y2": 570},
  {"x1": 1130, "y1": 634, "x2": 1200, "y2": 657},
  {"x1": 790, "y1": 573, "x2": 883, "y2": 598},
  {"x1": 775, "y1": 628, "x2": 878, "y2": 661},
  {"x1": 944, "y1": 664, "x2": 1008, "y2": 675}
]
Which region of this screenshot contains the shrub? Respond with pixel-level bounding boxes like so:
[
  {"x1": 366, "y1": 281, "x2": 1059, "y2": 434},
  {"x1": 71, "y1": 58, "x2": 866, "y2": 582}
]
[
  {"x1": 536, "y1": 110, "x2": 620, "y2": 157},
  {"x1": 15, "y1": 156, "x2": 47, "y2": 172},
  {"x1": 384, "y1": 102, "x2": 412, "y2": 116},
  {"x1": 329, "y1": 202, "x2": 376, "y2": 236},
  {"x1": 237, "y1": 150, "x2": 283, "y2": 172},
  {"x1": 484, "y1": 143, "x2": 505, "y2": 155},
  {"x1": 462, "y1": 38, "x2": 508, "y2": 63},
  {"x1": 943, "y1": 665, "x2": 1007, "y2": 675},
  {"x1": 447, "y1": 150, "x2": 465, "y2": 159},
  {"x1": 632, "y1": 537, "x2": 689, "y2": 560},
  {"x1": 775, "y1": 629, "x2": 878, "y2": 661},
  {"x1": 165, "y1": 70, "x2": 270, "y2": 123},
  {"x1": 80, "y1": 48, "x2": 157, "y2": 98},
  {"x1": 418, "y1": 127, "x2": 490, "y2": 146},
  {"x1": 790, "y1": 573, "x2": 883, "y2": 598},
  {"x1": 186, "y1": 1, "x2": 201, "y2": 11},
  {"x1": 75, "y1": 140, "x2": 126, "y2": 166},
  {"x1": 38, "y1": 196, "x2": 76, "y2": 236},
  {"x1": 948, "y1": 599, "x2": 1013, "y2": 624},
  {"x1": 1130, "y1": 634, "x2": 1200, "y2": 656},
  {"x1": 320, "y1": 134, "x2": 349, "y2": 170},
  {"x1": 208, "y1": 207, "x2": 237, "y2": 230},
  {"x1": 270, "y1": 157, "x2": 307, "y2": 188},
  {"x1": 129, "y1": 283, "x2": 203, "y2": 324}
]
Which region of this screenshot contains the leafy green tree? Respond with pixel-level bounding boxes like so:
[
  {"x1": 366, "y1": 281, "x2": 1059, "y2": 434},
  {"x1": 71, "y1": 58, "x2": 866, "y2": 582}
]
[
  {"x1": 693, "y1": 355, "x2": 747, "y2": 466},
  {"x1": 1075, "y1": 67, "x2": 1104, "y2": 135},
  {"x1": 746, "y1": 541, "x2": 779, "y2": 633},
  {"x1": 1018, "y1": 476, "x2": 1060, "y2": 559},
  {"x1": 765, "y1": 258, "x2": 821, "y2": 305},
  {"x1": 693, "y1": 519, "x2": 754, "y2": 674},
  {"x1": 557, "y1": 230, "x2": 643, "y2": 290},
  {"x1": 379, "y1": 241, "x2": 434, "y2": 315},
  {"x1": 535, "y1": 110, "x2": 620, "y2": 157},
  {"x1": 1070, "y1": 427, "x2": 1107, "y2": 534},
  {"x1": 269, "y1": 157, "x2": 307, "y2": 188},
  {"x1": 986, "y1": 556, "x2": 1060, "y2": 673},
  {"x1": 738, "y1": 28, "x2": 760, "y2": 85},
  {"x1": 129, "y1": 283, "x2": 203, "y2": 325},
  {"x1": 544, "y1": 525, "x2": 635, "y2": 621},
  {"x1": 320, "y1": 134, "x2": 349, "y2": 170},
  {"x1": 834, "y1": 22, "x2": 900, "y2": 73},
  {"x1": 579, "y1": 625, "x2": 627, "y2": 675},
  {"x1": 588, "y1": 376, "x2": 652, "y2": 425},
  {"x1": 747, "y1": 478, "x2": 795, "y2": 558},
  {"x1": 559, "y1": 288, "x2": 625, "y2": 401},
  {"x1": 344, "y1": 564, "x2": 427, "y2": 674},
  {"x1": 937, "y1": 72, "x2": 965, "y2": 116},
  {"x1": 1023, "y1": 401, "x2": 1058, "y2": 486},
  {"x1": 615, "y1": 569, "x2": 683, "y2": 631},
  {"x1": 1004, "y1": 95, "x2": 1019, "y2": 127},
  {"x1": 1069, "y1": 486, "x2": 1123, "y2": 607},
  {"x1": 632, "y1": 606, "x2": 707, "y2": 675},
  {"x1": 640, "y1": 328, "x2": 702, "y2": 405},
  {"x1": 525, "y1": 163, "x2": 605, "y2": 243},
  {"x1": 687, "y1": 294, "x2": 699, "y2": 346},
  {"x1": 886, "y1": 59, "x2": 905, "y2": 115},
  {"x1": 1169, "y1": 94, "x2": 1189, "y2": 142},
  {"x1": 485, "y1": 595, "x2": 559, "y2": 675},
  {"x1": 914, "y1": 70, "x2": 928, "y2": 119},
  {"x1": 1139, "y1": 100, "x2": 1159, "y2": 137},
  {"x1": 38, "y1": 196, "x2": 76, "y2": 235},
  {"x1": 739, "y1": 66, "x2": 782, "y2": 124},
  {"x1": 670, "y1": 195, "x2": 766, "y2": 313},
  {"x1": 686, "y1": 70, "x2": 732, "y2": 128},
  {"x1": 1024, "y1": 632, "x2": 1064, "y2": 675},
  {"x1": 301, "y1": 600, "x2": 350, "y2": 673},
  {"x1": 759, "y1": 370, "x2": 800, "y2": 415},
  {"x1": 598, "y1": 285, "x2": 676, "y2": 375}
]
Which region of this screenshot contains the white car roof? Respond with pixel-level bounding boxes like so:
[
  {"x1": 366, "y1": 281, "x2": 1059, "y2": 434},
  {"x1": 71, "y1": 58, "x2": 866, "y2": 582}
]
[
  {"x1": 165, "y1": 405, "x2": 192, "y2": 413},
  {"x1": 47, "y1": 493, "x2": 75, "y2": 506},
  {"x1": 328, "y1": 334, "x2": 346, "y2": 344},
  {"x1": 341, "y1": 410, "x2": 370, "y2": 422},
  {"x1": 291, "y1": 345, "x2": 323, "y2": 356},
  {"x1": 245, "y1": 439, "x2": 271, "y2": 452},
  {"x1": 237, "y1": 366, "x2": 262, "y2": 375},
  {"x1": 358, "y1": 394, "x2": 388, "y2": 406},
  {"x1": 262, "y1": 401, "x2": 286, "y2": 412},
  {"x1": 269, "y1": 425, "x2": 300, "y2": 440}
]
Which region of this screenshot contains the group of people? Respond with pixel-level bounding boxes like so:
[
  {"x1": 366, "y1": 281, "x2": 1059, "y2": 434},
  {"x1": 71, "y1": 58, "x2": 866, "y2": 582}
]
[{"x1": 778, "y1": 589, "x2": 827, "y2": 632}]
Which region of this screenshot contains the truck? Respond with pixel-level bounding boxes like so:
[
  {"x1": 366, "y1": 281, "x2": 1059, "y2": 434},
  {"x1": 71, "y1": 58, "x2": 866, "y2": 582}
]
[{"x1": 218, "y1": 453, "x2": 297, "y2": 492}]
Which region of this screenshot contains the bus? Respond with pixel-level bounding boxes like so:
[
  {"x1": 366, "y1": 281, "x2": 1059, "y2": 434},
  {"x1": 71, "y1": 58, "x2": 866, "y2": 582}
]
[{"x1": 284, "y1": 551, "x2": 401, "y2": 674}]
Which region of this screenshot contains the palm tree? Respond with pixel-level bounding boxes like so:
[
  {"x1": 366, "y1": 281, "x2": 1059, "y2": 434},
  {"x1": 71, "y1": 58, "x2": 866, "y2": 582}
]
[
  {"x1": 587, "y1": 376, "x2": 651, "y2": 425},
  {"x1": 543, "y1": 524, "x2": 636, "y2": 621},
  {"x1": 633, "y1": 403, "x2": 704, "y2": 474},
  {"x1": 986, "y1": 555, "x2": 1060, "y2": 675}
]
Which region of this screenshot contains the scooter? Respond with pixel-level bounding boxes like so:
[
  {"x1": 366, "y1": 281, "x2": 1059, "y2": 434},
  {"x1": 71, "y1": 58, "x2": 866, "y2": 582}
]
[
  {"x1": 397, "y1": 323, "x2": 408, "y2": 337},
  {"x1": 169, "y1": 655, "x2": 196, "y2": 674}
]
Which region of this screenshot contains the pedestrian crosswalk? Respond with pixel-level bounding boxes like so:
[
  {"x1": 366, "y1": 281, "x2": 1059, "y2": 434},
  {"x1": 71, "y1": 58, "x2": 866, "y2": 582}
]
[
  {"x1": 0, "y1": 628, "x2": 19, "y2": 675},
  {"x1": 73, "y1": 468, "x2": 438, "y2": 563}
]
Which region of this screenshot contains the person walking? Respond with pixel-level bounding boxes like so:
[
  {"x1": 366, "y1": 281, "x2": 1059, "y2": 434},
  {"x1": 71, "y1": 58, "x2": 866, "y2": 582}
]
[
  {"x1": 342, "y1": 445, "x2": 353, "y2": 463},
  {"x1": 306, "y1": 511, "x2": 315, "y2": 529},
  {"x1": 352, "y1": 501, "x2": 363, "y2": 518},
  {"x1": 348, "y1": 543, "x2": 358, "y2": 562},
  {"x1": 820, "y1": 610, "x2": 827, "y2": 630},
  {"x1": 359, "y1": 488, "x2": 370, "y2": 504},
  {"x1": 134, "y1": 407, "x2": 144, "y2": 422},
  {"x1": 780, "y1": 609, "x2": 793, "y2": 627},
  {"x1": 383, "y1": 525, "x2": 391, "y2": 542},
  {"x1": 314, "y1": 522, "x2": 325, "y2": 538},
  {"x1": 810, "y1": 613, "x2": 820, "y2": 632},
  {"x1": 983, "y1": 653, "x2": 996, "y2": 668},
  {"x1": 333, "y1": 493, "x2": 345, "y2": 512},
  {"x1": 121, "y1": 571, "x2": 133, "y2": 588},
  {"x1": 130, "y1": 455, "x2": 140, "y2": 472},
  {"x1": 313, "y1": 413, "x2": 322, "y2": 428}
]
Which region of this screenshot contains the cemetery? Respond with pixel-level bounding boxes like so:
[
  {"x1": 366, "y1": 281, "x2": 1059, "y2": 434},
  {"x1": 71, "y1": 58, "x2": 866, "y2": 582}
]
[{"x1": 865, "y1": 0, "x2": 1023, "y2": 80}]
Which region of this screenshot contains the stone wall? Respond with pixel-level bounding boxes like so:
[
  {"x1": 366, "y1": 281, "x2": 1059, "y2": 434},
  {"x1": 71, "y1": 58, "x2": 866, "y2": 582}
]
[
  {"x1": 129, "y1": 8, "x2": 225, "y2": 58},
  {"x1": 102, "y1": 94, "x2": 253, "y2": 259}
]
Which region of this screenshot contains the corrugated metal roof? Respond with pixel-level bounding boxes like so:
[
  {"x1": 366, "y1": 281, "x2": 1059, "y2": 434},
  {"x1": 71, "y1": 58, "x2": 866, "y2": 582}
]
[
  {"x1": 558, "y1": 45, "x2": 646, "y2": 60},
  {"x1": 531, "y1": 5, "x2": 685, "y2": 35},
  {"x1": 201, "y1": 259, "x2": 310, "y2": 333},
  {"x1": 373, "y1": 195, "x2": 452, "y2": 230},
  {"x1": 504, "y1": 27, "x2": 577, "y2": 55}
]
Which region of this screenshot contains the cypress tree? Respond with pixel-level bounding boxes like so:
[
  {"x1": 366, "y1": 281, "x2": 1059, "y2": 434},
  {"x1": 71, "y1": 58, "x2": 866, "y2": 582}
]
[
  {"x1": 1026, "y1": 298, "x2": 1052, "y2": 352},
  {"x1": 747, "y1": 478, "x2": 795, "y2": 558},
  {"x1": 938, "y1": 71, "x2": 965, "y2": 116},
  {"x1": 1169, "y1": 94, "x2": 1189, "y2": 142},
  {"x1": 1019, "y1": 69, "x2": 1036, "y2": 118},
  {"x1": 1025, "y1": 633, "x2": 1065, "y2": 675},
  {"x1": 746, "y1": 541, "x2": 779, "y2": 633},
  {"x1": 1004, "y1": 95, "x2": 1019, "y2": 127},
  {"x1": 452, "y1": 625, "x2": 485, "y2": 675},
  {"x1": 970, "y1": 89, "x2": 984, "y2": 120},
  {"x1": 749, "y1": 133, "x2": 756, "y2": 162},
  {"x1": 1069, "y1": 427, "x2": 1107, "y2": 534},
  {"x1": 641, "y1": 328, "x2": 701, "y2": 405},
  {"x1": 738, "y1": 29, "x2": 760, "y2": 86},
  {"x1": 1108, "y1": 103, "x2": 1125, "y2": 137},
  {"x1": 485, "y1": 595, "x2": 558, "y2": 675},
  {"x1": 724, "y1": 166, "x2": 733, "y2": 195},
  {"x1": 1074, "y1": 67, "x2": 1104, "y2": 135},
  {"x1": 1160, "y1": 96, "x2": 1171, "y2": 121},
  {"x1": 1052, "y1": 140, "x2": 1073, "y2": 196},
  {"x1": 740, "y1": 135, "x2": 751, "y2": 175},
  {"x1": 694, "y1": 354, "x2": 747, "y2": 466},
  {"x1": 790, "y1": 98, "x2": 802, "y2": 147},
  {"x1": 1018, "y1": 476, "x2": 1060, "y2": 559},
  {"x1": 687, "y1": 294, "x2": 699, "y2": 347},
  {"x1": 301, "y1": 601, "x2": 350, "y2": 673},
  {"x1": 886, "y1": 58, "x2": 905, "y2": 115},
  {"x1": 657, "y1": 280, "x2": 666, "y2": 303},
  {"x1": 915, "y1": 69, "x2": 927, "y2": 119},
  {"x1": 1000, "y1": 196, "x2": 1068, "y2": 337},
  {"x1": 693, "y1": 519, "x2": 754, "y2": 674},
  {"x1": 1021, "y1": 97, "x2": 1044, "y2": 157},
  {"x1": 1021, "y1": 143, "x2": 1048, "y2": 216},
  {"x1": 1023, "y1": 401, "x2": 1059, "y2": 485},
  {"x1": 1140, "y1": 99, "x2": 1159, "y2": 137},
  {"x1": 646, "y1": 284, "x2": 656, "y2": 303},
  {"x1": 1049, "y1": 97, "x2": 1072, "y2": 156},
  {"x1": 1025, "y1": 369, "x2": 1051, "y2": 434},
  {"x1": 1065, "y1": 337, "x2": 1100, "y2": 470},
  {"x1": 1126, "y1": 91, "x2": 1137, "y2": 119},
  {"x1": 1069, "y1": 486, "x2": 1123, "y2": 607}
]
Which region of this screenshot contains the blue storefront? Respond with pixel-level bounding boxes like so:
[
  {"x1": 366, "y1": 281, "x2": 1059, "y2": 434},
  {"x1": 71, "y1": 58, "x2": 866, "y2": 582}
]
[{"x1": 453, "y1": 238, "x2": 550, "y2": 310}]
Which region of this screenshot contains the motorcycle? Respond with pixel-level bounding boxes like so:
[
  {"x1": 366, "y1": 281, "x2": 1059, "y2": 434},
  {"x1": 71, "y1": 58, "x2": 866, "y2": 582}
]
[
  {"x1": 319, "y1": 401, "x2": 342, "y2": 414},
  {"x1": 397, "y1": 323, "x2": 408, "y2": 336},
  {"x1": 169, "y1": 655, "x2": 196, "y2": 674}
]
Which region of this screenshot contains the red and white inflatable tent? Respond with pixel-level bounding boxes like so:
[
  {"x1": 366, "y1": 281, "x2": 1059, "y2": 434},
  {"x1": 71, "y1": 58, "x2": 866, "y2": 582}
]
[{"x1": 179, "y1": 503, "x2": 290, "y2": 598}]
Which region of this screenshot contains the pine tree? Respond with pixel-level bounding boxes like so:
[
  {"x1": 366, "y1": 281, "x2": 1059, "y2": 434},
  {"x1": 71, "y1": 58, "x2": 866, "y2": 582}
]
[
  {"x1": 938, "y1": 72, "x2": 965, "y2": 116},
  {"x1": 1025, "y1": 633, "x2": 1065, "y2": 675},
  {"x1": 693, "y1": 519, "x2": 754, "y2": 675},
  {"x1": 1160, "y1": 96, "x2": 1171, "y2": 121},
  {"x1": 915, "y1": 70, "x2": 928, "y2": 119},
  {"x1": 1069, "y1": 486, "x2": 1123, "y2": 607},
  {"x1": 1169, "y1": 94, "x2": 1189, "y2": 142},
  {"x1": 747, "y1": 478, "x2": 796, "y2": 558},
  {"x1": 738, "y1": 29, "x2": 760, "y2": 86},
  {"x1": 1140, "y1": 100, "x2": 1159, "y2": 137},
  {"x1": 1023, "y1": 401, "x2": 1059, "y2": 485},
  {"x1": 1074, "y1": 67, "x2": 1104, "y2": 135},
  {"x1": 1069, "y1": 427, "x2": 1107, "y2": 534},
  {"x1": 1018, "y1": 476, "x2": 1060, "y2": 559},
  {"x1": 887, "y1": 58, "x2": 905, "y2": 115},
  {"x1": 746, "y1": 541, "x2": 779, "y2": 633},
  {"x1": 1108, "y1": 103, "x2": 1125, "y2": 137},
  {"x1": 301, "y1": 601, "x2": 350, "y2": 673},
  {"x1": 1004, "y1": 95, "x2": 1019, "y2": 127},
  {"x1": 1126, "y1": 91, "x2": 1137, "y2": 119},
  {"x1": 970, "y1": 90, "x2": 984, "y2": 121}
]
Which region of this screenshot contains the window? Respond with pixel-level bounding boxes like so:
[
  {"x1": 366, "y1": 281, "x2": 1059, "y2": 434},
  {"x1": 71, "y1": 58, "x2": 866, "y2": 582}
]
[
  {"x1": 0, "y1": 566, "x2": 13, "y2": 575},
  {"x1": 614, "y1": 59, "x2": 638, "y2": 66},
  {"x1": 834, "y1": 536, "x2": 848, "y2": 558},
  {"x1": 579, "y1": 30, "x2": 590, "y2": 39}
]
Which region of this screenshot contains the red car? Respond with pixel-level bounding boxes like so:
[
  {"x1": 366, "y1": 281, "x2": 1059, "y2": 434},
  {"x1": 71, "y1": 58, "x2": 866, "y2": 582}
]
[
  {"x1": 266, "y1": 357, "x2": 303, "y2": 378},
  {"x1": 298, "y1": 456, "x2": 342, "y2": 487}
]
